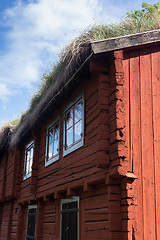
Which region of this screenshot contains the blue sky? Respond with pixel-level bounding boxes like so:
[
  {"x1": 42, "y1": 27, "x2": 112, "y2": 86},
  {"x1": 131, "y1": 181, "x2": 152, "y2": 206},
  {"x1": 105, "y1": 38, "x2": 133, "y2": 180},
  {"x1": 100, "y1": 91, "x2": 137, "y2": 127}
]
[{"x1": 0, "y1": 0, "x2": 158, "y2": 127}]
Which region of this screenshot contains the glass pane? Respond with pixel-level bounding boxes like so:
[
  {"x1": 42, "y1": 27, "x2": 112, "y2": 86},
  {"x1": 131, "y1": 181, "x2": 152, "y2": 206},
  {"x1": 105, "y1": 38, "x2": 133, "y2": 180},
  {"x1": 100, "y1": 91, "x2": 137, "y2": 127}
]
[
  {"x1": 30, "y1": 147, "x2": 34, "y2": 159},
  {"x1": 25, "y1": 161, "x2": 29, "y2": 175},
  {"x1": 69, "y1": 211, "x2": 77, "y2": 240},
  {"x1": 27, "y1": 208, "x2": 37, "y2": 238},
  {"x1": 26, "y1": 151, "x2": 30, "y2": 162},
  {"x1": 29, "y1": 208, "x2": 36, "y2": 214},
  {"x1": 67, "y1": 127, "x2": 73, "y2": 147},
  {"x1": 75, "y1": 102, "x2": 82, "y2": 123},
  {"x1": 49, "y1": 130, "x2": 53, "y2": 144},
  {"x1": 66, "y1": 109, "x2": 73, "y2": 129},
  {"x1": 54, "y1": 124, "x2": 59, "y2": 140},
  {"x1": 24, "y1": 143, "x2": 34, "y2": 177},
  {"x1": 61, "y1": 201, "x2": 78, "y2": 240},
  {"x1": 69, "y1": 201, "x2": 77, "y2": 210},
  {"x1": 26, "y1": 153, "x2": 29, "y2": 174},
  {"x1": 29, "y1": 157, "x2": 33, "y2": 173},
  {"x1": 61, "y1": 212, "x2": 68, "y2": 240},
  {"x1": 62, "y1": 203, "x2": 68, "y2": 210},
  {"x1": 75, "y1": 120, "x2": 82, "y2": 142},
  {"x1": 48, "y1": 143, "x2": 53, "y2": 159},
  {"x1": 30, "y1": 214, "x2": 36, "y2": 237},
  {"x1": 54, "y1": 138, "x2": 59, "y2": 156}
]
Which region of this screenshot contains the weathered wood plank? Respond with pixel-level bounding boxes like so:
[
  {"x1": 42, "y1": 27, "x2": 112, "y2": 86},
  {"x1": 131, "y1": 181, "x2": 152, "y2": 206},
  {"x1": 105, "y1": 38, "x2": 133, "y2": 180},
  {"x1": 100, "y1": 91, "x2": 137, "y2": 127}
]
[
  {"x1": 140, "y1": 47, "x2": 156, "y2": 240},
  {"x1": 128, "y1": 49, "x2": 143, "y2": 239},
  {"x1": 151, "y1": 45, "x2": 160, "y2": 240},
  {"x1": 92, "y1": 29, "x2": 160, "y2": 54}
]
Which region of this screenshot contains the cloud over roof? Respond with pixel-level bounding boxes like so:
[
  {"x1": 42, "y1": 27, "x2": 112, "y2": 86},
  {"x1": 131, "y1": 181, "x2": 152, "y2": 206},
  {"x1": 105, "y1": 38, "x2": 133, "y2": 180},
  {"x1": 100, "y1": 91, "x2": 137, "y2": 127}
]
[{"x1": 0, "y1": 0, "x2": 101, "y2": 103}]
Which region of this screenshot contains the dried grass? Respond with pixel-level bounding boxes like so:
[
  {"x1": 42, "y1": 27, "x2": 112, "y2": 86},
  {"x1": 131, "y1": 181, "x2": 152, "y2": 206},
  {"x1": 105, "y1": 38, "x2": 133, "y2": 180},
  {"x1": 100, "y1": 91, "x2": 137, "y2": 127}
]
[{"x1": 23, "y1": 7, "x2": 160, "y2": 122}]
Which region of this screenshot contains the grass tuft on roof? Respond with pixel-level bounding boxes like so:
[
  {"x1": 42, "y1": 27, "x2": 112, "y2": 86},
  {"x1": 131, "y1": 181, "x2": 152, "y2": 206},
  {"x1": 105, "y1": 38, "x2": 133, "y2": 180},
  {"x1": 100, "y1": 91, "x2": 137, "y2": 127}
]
[{"x1": 1, "y1": 118, "x2": 21, "y2": 133}]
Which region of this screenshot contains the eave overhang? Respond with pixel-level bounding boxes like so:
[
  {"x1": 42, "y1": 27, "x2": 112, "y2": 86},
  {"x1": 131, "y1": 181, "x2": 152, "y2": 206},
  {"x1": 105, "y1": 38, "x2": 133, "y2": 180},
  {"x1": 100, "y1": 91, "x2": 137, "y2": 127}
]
[{"x1": 91, "y1": 29, "x2": 160, "y2": 54}]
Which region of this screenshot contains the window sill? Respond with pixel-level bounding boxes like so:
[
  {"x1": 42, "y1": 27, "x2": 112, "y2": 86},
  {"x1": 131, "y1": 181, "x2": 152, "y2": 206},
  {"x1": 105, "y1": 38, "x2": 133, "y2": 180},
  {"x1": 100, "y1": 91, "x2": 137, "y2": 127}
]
[
  {"x1": 63, "y1": 139, "x2": 84, "y2": 157},
  {"x1": 45, "y1": 155, "x2": 59, "y2": 167},
  {"x1": 23, "y1": 172, "x2": 31, "y2": 181}
]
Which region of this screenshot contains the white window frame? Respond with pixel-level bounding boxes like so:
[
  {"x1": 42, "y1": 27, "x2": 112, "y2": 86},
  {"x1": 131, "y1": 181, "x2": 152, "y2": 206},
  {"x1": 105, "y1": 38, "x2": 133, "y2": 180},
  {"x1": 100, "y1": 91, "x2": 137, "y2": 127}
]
[
  {"x1": 60, "y1": 197, "x2": 79, "y2": 240},
  {"x1": 63, "y1": 93, "x2": 84, "y2": 156},
  {"x1": 26, "y1": 205, "x2": 37, "y2": 240},
  {"x1": 45, "y1": 117, "x2": 60, "y2": 167},
  {"x1": 23, "y1": 140, "x2": 34, "y2": 181}
]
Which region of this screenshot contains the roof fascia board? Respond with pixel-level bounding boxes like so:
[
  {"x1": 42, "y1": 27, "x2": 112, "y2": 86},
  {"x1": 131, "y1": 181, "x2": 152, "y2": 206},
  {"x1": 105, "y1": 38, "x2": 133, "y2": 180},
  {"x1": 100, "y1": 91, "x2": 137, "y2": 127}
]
[{"x1": 91, "y1": 29, "x2": 160, "y2": 54}]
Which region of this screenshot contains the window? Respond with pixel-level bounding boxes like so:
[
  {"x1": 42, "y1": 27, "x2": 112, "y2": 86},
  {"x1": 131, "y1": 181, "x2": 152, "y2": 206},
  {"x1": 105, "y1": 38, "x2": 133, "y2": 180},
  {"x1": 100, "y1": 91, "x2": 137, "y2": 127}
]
[
  {"x1": 24, "y1": 141, "x2": 34, "y2": 180},
  {"x1": 63, "y1": 94, "x2": 84, "y2": 156},
  {"x1": 26, "y1": 205, "x2": 37, "y2": 240},
  {"x1": 45, "y1": 119, "x2": 60, "y2": 167},
  {"x1": 61, "y1": 197, "x2": 79, "y2": 240}
]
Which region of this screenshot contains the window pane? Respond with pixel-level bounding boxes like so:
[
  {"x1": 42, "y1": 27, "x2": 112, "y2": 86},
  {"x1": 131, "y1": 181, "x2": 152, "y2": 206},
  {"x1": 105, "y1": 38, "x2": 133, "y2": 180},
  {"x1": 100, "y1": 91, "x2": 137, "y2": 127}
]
[
  {"x1": 29, "y1": 157, "x2": 33, "y2": 173},
  {"x1": 26, "y1": 151, "x2": 30, "y2": 162},
  {"x1": 29, "y1": 215, "x2": 36, "y2": 237},
  {"x1": 48, "y1": 143, "x2": 53, "y2": 159},
  {"x1": 62, "y1": 203, "x2": 68, "y2": 210},
  {"x1": 67, "y1": 127, "x2": 73, "y2": 147},
  {"x1": 26, "y1": 160, "x2": 29, "y2": 175},
  {"x1": 54, "y1": 124, "x2": 59, "y2": 140},
  {"x1": 49, "y1": 130, "x2": 54, "y2": 143},
  {"x1": 61, "y1": 212, "x2": 68, "y2": 240},
  {"x1": 26, "y1": 208, "x2": 37, "y2": 239},
  {"x1": 75, "y1": 120, "x2": 82, "y2": 142},
  {"x1": 75, "y1": 102, "x2": 82, "y2": 123},
  {"x1": 66, "y1": 109, "x2": 73, "y2": 129},
  {"x1": 29, "y1": 208, "x2": 37, "y2": 214},
  {"x1": 25, "y1": 162, "x2": 29, "y2": 174},
  {"x1": 61, "y1": 200, "x2": 78, "y2": 240},
  {"x1": 54, "y1": 138, "x2": 59, "y2": 155},
  {"x1": 30, "y1": 147, "x2": 34, "y2": 159},
  {"x1": 69, "y1": 211, "x2": 77, "y2": 240},
  {"x1": 69, "y1": 201, "x2": 77, "y2": 210},
  {"x1": 25, "y1": 152, "x2": 29, "y2": 174},
  {"x1": 47, "y1": 121, "x2": 60, "y2": 162},
  {"x1": 24, "y1": 142, "x2": 34, "y2": 179}
]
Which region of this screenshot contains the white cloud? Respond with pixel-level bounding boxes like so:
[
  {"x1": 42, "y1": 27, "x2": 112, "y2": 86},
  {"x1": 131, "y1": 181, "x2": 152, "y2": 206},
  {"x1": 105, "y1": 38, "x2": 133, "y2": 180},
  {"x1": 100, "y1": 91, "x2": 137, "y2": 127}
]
[
  {"x1": 0, "y1": 83, "x2": 13, "y2": 102},
  {"x1": 2, "y1": 0, "x2": 140, "y2": 107},
  {"x1": 0, "y1": 0, "x2": 102, "y2": 103}
]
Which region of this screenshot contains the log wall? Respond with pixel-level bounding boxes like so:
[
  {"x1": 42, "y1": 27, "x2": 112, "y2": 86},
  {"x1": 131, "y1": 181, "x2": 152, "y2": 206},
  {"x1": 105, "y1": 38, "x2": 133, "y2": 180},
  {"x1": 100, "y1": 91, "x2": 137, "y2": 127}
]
[
  {"x1": 18, "y1": 56, "x2": 110, "y2": 202},
  {"x1": 0, "y1": 54, "x2": 115, "y2": 240},
  {"x1": 0, "y1": 53, "x2": 124, "y2": 240},
  {"x1": 1, "y1": 43, "x2": 159, "y2": 240},
  {"x1": 0, "y1": 202, "x2": 10, "y2": 240}
]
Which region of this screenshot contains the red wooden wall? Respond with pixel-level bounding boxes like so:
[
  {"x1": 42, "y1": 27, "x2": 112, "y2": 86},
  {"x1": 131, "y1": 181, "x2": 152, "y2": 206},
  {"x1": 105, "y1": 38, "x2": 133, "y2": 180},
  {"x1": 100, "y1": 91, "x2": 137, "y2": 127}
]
[
  {"x1": 18, "y1": 57, "x2": 110, "y2": 203},
  {"x1": 1, "y1": 42, "x2": 160, "y2": 240},
  {"x1": 0, "y1": 202, "x2": 10, "y2": 240},
  {"x1": 123, "y1": 44, "x2": 160, "y2": 240},
  {"x1": 0, "y1": 55, "x2": 114, "y2": 240}
]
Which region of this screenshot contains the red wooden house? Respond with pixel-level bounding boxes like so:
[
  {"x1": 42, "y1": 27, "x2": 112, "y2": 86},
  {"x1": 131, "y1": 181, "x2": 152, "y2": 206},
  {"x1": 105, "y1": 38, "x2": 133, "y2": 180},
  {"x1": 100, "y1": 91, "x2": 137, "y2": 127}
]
[{"x1": 0, "y1": 29, "x2": 160, "y2": 240}]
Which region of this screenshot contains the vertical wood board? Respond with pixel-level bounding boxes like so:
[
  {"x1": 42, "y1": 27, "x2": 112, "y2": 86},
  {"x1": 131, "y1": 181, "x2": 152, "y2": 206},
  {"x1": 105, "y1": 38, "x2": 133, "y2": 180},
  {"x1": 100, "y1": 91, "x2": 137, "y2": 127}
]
[
  {"x1": 140, "y1": 47, "x2": 156, "y2": 240},
  {"x1": 151, "y1": 45, "x2": 160, "y2": 240}
]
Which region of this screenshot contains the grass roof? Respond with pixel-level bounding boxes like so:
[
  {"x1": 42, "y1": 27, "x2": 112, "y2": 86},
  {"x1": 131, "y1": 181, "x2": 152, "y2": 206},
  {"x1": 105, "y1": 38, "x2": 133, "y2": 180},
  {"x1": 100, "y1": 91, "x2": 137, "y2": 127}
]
[{"x1": 2, "y1": 2, "x2": 160, "y2": 134}]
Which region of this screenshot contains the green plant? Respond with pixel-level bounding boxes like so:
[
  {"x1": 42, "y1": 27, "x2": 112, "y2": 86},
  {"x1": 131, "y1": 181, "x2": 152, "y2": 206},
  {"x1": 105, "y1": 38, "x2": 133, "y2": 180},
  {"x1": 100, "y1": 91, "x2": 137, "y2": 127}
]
[{"x1": 126, "y1": 2, "x2": 160, "y2": 30}]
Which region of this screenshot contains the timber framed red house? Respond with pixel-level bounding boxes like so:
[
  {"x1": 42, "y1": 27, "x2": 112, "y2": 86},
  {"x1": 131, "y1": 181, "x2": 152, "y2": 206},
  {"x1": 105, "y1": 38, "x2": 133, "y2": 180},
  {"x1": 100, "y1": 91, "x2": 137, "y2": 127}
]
[{"x1": 0, "y1": 29, "x2": 160, "y2": 240}]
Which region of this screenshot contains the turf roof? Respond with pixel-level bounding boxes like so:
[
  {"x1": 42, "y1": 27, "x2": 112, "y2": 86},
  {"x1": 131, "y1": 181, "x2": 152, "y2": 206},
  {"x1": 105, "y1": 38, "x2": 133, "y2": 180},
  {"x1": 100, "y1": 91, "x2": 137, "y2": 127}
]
[{"x1": 1, "y1": 2, "x2": 160, "y2": 153}]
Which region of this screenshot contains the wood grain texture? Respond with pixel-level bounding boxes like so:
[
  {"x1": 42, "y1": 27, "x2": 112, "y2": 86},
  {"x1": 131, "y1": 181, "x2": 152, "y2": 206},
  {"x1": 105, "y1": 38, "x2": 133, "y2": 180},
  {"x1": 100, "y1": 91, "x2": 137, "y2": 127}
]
[
  {"x1": 1, "y1": 41, "x2": 160, "y2": 240},
  {"x1": 92, "y1": 29, "x2": 160, "y2": 54},
  {"x1": 151, "y1": 45, "x2": 160, "y2": 240},
  {"x1": 123, "y1": 45, "x2": 160, "y2": 240},
  {"x1": 140, "y1": 47, "x2": 156, "y2": 240}
]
